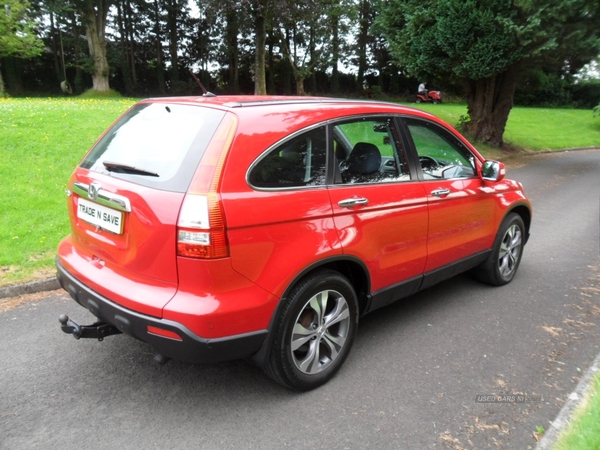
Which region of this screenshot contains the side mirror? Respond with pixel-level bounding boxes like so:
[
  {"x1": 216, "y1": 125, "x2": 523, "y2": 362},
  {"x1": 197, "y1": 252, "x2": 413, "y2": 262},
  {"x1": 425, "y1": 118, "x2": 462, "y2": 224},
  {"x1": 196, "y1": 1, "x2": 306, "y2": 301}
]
[{"x1": 481, "y1": 160, "x2": 505, "y2": 182}]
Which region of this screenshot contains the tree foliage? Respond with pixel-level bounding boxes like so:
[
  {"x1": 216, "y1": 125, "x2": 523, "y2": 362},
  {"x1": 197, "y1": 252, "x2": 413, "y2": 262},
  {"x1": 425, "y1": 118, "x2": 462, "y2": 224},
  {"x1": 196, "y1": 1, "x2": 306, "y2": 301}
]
[
  {"x1": 2, "y1": 0, "x2": 600, "y2": 128},
  {"x1": 0, "y1": 0, "x2": 43, "y2": 57},
  {"x1": 0, "y1": 0, "x2": 43, "y2": 93},
  {"x1": 378, "y1": 0, "x2": 600, "y2": 147}
]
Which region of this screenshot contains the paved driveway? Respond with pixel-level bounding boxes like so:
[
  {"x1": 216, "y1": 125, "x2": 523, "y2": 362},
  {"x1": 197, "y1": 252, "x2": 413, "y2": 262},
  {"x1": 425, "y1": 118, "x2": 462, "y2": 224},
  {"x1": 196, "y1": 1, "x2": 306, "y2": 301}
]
[{"x1": 1, "y1": 150, "x2": 599, "y2": 449}]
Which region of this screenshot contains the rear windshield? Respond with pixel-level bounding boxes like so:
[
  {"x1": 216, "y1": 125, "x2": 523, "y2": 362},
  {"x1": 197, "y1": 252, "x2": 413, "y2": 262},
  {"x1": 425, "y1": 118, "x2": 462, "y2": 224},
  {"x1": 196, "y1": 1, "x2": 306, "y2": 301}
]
[{"x1": 80, "y1": 103, "x2": 227, "y2": 192}]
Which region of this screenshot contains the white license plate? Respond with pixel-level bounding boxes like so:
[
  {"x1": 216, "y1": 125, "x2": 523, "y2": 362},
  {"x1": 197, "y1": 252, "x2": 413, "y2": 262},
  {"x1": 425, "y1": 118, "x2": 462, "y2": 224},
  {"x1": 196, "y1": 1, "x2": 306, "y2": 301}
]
[{"x1": 77, "y1": 198, "x2": 124, "y2": 234}]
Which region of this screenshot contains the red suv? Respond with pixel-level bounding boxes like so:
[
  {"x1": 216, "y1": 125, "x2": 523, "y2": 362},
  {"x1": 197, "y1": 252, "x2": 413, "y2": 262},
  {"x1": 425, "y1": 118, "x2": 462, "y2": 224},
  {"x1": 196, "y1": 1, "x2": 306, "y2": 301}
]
[{"x1": 57, "y1": 96, "x2": 531, "y2": 390}]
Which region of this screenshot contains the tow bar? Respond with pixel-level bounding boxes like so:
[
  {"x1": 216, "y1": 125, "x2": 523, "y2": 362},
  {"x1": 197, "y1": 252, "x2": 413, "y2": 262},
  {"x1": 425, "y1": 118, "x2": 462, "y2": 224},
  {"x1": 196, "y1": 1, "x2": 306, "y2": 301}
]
[{"x1": 58, "y1": 314, "x2": 122, "y2": 341}]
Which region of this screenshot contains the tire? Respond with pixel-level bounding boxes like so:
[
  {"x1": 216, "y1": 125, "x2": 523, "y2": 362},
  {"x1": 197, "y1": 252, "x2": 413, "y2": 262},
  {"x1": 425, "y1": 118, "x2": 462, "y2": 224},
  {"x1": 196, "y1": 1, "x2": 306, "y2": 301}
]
[
  {"x1": 475, "y1": 213, "x2": 525, "y2": 286},
  {"x1": 264, "y1": 269, "x2": 359, "y2": 391},
  {"x1": 415, "y1": 98, "x2": 422, "y2": 103}
]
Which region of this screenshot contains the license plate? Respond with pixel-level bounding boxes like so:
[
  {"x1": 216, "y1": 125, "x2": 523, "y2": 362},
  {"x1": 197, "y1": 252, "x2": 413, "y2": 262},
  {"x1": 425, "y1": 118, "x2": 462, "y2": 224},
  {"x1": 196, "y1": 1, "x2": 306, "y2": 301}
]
[{"x1": 77, "y1": 198, "x2": 124, "y2": 234}]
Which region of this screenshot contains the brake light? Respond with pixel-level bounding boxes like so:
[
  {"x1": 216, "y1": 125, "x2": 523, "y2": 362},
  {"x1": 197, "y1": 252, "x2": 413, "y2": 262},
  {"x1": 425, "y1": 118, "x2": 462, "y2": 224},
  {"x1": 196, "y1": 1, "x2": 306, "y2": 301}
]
[{"x1": 177, "y1": 113, "x2": 238, "y2": 259}]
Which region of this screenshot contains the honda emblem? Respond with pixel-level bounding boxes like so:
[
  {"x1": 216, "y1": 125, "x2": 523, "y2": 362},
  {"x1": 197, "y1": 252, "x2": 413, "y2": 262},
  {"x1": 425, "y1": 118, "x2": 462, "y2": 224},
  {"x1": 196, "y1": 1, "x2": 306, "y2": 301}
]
[{"x1": 88, "y1": 182, "x2": 101, "y2": 201}]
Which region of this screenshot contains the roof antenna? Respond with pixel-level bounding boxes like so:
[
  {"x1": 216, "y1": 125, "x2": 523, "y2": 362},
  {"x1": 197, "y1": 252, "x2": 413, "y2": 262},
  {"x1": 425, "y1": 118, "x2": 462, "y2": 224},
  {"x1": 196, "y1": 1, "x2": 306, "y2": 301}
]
[{"x1": 189, "y1": 70, "x2": 216, "y2": 97}]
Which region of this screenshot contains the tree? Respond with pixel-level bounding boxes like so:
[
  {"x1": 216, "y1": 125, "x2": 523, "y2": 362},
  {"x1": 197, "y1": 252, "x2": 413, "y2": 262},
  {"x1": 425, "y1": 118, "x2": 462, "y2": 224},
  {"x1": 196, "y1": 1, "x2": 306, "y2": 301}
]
[
  {"x1": 322, "y1": 0, "x2": 354, "y2": 94},
  {"x1": 249, "y1": 0, "x2": 269, "y2": 94},
  {"x1": 77, "y1": 0, "x2": 113, "y2": 92},
  {"x1": 277, "y1": 0, "x2": 324, "y2": 96},
  {"x1": 0, "y1": 0, "x2": 44, "y2": 94},
  {"x1": 114, "y1": 0, "x2": 138, "y2": 94},
  {"x1": 378, "y1": 0, "x2": 600, "y2": 147},
  {"x1": 355, "y1": 0, "x2": 373, "y2": 87}
]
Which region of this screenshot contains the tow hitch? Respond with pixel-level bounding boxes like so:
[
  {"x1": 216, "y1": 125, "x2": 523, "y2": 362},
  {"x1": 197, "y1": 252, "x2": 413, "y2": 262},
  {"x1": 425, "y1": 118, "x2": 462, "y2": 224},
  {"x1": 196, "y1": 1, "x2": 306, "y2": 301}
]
[{"x1": 58, "y1": 314, "x2": 122, "y2": 341}]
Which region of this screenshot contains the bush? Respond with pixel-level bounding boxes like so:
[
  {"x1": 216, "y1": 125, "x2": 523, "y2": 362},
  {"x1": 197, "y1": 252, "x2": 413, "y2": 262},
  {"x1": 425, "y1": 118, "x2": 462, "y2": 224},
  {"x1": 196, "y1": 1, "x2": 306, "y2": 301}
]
[
  {"x1": 79, "y1": 88, "x2": 122, "y2": 99},
  {"x1": 514, "y1": 70, "x2": 572, "y2": 107},
  {"x1": 572, "y1": 81, "x2": 600, "y2": 109}
]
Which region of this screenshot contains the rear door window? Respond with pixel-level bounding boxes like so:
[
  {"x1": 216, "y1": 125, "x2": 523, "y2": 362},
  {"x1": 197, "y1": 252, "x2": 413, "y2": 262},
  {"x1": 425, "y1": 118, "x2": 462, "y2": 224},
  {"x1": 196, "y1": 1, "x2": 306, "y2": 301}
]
[
  {"x1": 81, "y1": 103, "x2": 227, "y2": 192},
  {"x1": 333, "y1": 117, "x2": 411, "y2": 184}
]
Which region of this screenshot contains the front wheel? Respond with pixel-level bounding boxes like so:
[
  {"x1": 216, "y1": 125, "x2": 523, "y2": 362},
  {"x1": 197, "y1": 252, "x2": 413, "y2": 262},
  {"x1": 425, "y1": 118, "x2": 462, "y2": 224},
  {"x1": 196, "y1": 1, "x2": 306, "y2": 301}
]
[
  {"x1": 264, "y1": 269, "x2": 359, "y2": 391},
  {"x1": 475, "y1": 213, "x2": 525, "y2": 286}
]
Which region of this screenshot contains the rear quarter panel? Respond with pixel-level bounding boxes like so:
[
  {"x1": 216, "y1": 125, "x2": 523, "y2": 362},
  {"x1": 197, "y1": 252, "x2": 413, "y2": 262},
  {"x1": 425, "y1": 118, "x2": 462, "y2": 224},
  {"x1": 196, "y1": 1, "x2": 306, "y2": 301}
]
[{"x1": 219, "y1": 109, "x2": 343, "y2": 297}]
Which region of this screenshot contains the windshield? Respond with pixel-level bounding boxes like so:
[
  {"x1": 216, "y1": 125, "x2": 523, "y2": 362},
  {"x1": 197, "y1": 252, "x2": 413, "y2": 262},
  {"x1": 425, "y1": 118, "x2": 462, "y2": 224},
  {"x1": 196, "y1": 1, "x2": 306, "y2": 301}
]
[{"x1": 81, "y1": 103, "x2": 227, "y2": 192}]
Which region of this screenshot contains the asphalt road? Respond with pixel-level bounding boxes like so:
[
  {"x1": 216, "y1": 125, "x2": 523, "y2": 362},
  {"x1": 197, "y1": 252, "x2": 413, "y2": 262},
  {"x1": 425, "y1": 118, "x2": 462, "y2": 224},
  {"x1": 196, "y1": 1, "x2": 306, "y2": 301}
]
[{"x1": 1, "y1": 149, "x2": 600, "y2": 450}]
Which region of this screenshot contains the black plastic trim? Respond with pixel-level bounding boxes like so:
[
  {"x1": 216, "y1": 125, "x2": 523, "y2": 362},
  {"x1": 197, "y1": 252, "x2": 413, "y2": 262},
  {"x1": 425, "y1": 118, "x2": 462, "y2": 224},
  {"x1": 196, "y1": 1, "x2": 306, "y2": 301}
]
[
  {"x1": 420, "y1": 250, "x2": 490, "y2": 291},
  {"x1": 367, "y1": 250, "x2": 491, "y2": 313},
  {"x1": 56, "y1": 259, "x2": 267, "y2": 364},
  {"x1": 366, "y1": 275, "x2": 423, "y2": 313}
]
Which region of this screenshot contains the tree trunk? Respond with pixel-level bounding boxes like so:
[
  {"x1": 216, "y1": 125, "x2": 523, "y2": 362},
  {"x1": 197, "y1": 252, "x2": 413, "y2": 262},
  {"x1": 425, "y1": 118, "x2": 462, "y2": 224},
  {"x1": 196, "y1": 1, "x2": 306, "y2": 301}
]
[
  {"x1": 279, "y1": 28, "x2": 308, "y2": 96},
  {"x1": 225, "y1": 11, "x2": 239, "y2": 93},
  {"x1": 267, "y1": 30, "x2": 275, "y2": 94},
  {"x1": 116, "y1": 2, "x2": 132, "y2": 94},
  {"x1": 331, "y1": 15, "x2": 340, "y2": 95},
  {"x1": 254, "y1": 13, "x2": 267, "y2": 95},
  {"x1": 357, "y1": 0, "x2": 371, "y2": 87},
  {"x1": 50, "y1": 12, "x2": 62, "y2": 82},
  {"x1": 462, "y1": 64, "x2": 520, "y2": 148},
  {"x1": 125, "y1": 0, "x2": 137, "y2": 88},
  {"x1": 306, "y1": 26, "x2": 316, "y2": 94},
  {"x1": 71, "y1": 13, "x2": 84, "y2": 94},
  {"x1": 82, "y1": 0, "x2": 111, "y2": 92},
  {"x1": 166, "y1": 0, "x2": 179, "y2": 85},
  {"x1": 294, "y1": 74, "x2": 305, "y2": 96},
  {"x1": 153, "y1": 0, "x2": 166, "y2": 94}
]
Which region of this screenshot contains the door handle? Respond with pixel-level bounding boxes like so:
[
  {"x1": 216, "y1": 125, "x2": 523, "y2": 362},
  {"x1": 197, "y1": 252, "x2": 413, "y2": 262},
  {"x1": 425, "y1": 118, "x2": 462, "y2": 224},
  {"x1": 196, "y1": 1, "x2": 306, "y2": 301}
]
[
  {"x1": 431, "y1": 188, "x2": 451, "y2": 197},
  {"x1": 338, "y1": 197, "x2": 369, "y2": 208}
]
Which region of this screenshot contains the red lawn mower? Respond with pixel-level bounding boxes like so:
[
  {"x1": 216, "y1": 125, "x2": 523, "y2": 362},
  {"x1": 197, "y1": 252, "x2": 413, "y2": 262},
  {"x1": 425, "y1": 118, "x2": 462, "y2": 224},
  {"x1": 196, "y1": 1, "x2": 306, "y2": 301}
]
[{"x1": 416, "y1": 90, "x2": 442, "y2": 104}]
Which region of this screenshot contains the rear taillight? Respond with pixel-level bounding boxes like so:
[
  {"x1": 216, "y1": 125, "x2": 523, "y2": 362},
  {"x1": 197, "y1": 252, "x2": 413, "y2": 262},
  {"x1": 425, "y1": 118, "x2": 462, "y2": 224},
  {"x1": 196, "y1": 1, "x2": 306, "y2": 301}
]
[{"x1": 177, "y1": 113, "x2": 237, "y2": 259}]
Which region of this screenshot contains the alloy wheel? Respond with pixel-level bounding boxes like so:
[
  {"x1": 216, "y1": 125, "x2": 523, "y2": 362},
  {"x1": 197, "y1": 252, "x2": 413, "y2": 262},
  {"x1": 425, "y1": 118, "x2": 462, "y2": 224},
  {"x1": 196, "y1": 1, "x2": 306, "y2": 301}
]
[{"x1": 290, "y1": 289, "x2": 351, "y2": 375}]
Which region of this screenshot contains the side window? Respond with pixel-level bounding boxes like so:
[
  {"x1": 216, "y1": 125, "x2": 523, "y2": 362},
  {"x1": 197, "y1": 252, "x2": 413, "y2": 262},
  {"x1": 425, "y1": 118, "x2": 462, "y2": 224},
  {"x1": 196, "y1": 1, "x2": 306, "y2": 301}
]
[
  {"x1": 405, "y1": 119, "x2": 476, "y2": 180},
  {"x1": 248, "y1": 126, "x2": 327, "y2": 188},
  {"x1": 333, "y1": 118, "x2": 411, "y2": 185}
]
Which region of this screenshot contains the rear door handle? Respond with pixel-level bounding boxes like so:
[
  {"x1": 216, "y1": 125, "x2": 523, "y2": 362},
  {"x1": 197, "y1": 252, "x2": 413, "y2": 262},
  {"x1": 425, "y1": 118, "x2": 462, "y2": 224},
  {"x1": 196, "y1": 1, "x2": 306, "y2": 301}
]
[
  {"x1": 431, "y1": 188, "x2": 451, "y2": 197},
  {"x1": 338, "y1": 197, "x2": 369, "y2": 208}
]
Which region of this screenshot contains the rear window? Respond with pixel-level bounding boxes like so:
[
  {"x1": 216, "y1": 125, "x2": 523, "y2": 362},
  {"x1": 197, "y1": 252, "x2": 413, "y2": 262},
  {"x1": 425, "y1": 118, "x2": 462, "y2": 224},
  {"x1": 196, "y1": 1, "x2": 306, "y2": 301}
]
[{"x1": 80, "y1": 103, "x2": 227, "y2": 192}]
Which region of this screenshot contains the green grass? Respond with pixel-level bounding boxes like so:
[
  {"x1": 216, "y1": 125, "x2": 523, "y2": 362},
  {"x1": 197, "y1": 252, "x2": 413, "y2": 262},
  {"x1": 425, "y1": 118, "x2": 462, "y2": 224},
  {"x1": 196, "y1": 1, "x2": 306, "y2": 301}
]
[
  {"x1": 0, "y1": 98, "x2": 598, "y2": 286},
  {"x1": 553, "y1": 374, "x2": 600, "y2": 450},
  {"x1": 414, "y1": 103, "x2": 600, "y2": 151},
  {"x1": 0, "y1": 97, "x2": 136, "y2": 285}
]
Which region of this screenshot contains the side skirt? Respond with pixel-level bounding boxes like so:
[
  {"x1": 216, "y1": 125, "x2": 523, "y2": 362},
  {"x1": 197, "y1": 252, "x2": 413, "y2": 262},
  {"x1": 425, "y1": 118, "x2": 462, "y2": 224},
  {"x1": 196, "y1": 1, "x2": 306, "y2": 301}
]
[{"x1": 366, "y1": 250, "x2": 491, "y2": 314}]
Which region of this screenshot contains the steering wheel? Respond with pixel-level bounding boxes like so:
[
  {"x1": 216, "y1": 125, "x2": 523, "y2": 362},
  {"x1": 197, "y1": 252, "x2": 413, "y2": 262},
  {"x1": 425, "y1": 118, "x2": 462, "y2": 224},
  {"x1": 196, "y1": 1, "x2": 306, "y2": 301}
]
[{"x1": 419, "y1": 155, "x2": 439, "y2": 171}]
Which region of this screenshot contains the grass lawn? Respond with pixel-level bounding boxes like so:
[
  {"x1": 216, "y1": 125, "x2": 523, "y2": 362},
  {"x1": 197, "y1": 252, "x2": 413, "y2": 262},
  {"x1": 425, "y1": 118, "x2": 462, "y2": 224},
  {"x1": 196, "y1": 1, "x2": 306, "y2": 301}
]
[
  {"x1": 0, "y1": 97, "x2": 136, "y2": 285},
  {"x1": 553, "y1": 374, "x2": 600, "y2": 450},
  {"x1": 0, "y1": 97, "x2": 599, "y2": 287},
  {"x1": 415, "y1": 103, "x2": 600, "y2": 151}
]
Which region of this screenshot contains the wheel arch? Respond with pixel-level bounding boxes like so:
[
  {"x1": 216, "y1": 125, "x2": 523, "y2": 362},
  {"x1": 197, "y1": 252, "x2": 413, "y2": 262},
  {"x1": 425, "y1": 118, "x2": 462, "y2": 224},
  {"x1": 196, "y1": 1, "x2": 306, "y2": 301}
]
[
  {"x1": 249, "y1": 256, "x2": 371, "y2": 367},
  {"x1": 506, "y1": 203, "x2": 532, "y2": 244},
  {"x1": 281, "y1": 256, "x2": 371, "y2": 314}
]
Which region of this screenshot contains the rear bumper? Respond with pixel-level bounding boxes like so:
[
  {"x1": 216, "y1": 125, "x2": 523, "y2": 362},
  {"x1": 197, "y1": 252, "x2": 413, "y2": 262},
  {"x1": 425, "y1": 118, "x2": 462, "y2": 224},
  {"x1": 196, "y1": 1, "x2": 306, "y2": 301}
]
[{"x1": 56, "y1": 259, "x2": 267, "y2": 364}]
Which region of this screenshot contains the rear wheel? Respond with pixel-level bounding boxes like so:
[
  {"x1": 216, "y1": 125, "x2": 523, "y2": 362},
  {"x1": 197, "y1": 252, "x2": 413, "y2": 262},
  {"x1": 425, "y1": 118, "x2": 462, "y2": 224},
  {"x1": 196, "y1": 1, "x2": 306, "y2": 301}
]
[
  {"x1": 264, "y1": 269, "x2": 358, "y2": 391},
  {"x1": 475, "y1": 213, "x2": 525, "y2": 286}
]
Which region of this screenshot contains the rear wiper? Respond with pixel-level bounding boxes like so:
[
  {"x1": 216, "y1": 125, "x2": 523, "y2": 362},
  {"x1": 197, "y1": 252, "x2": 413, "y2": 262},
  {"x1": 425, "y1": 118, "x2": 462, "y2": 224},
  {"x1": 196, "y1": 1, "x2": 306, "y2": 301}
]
[{"x1": 103, "y1": 161, "x2": 159, "y2": 177}]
